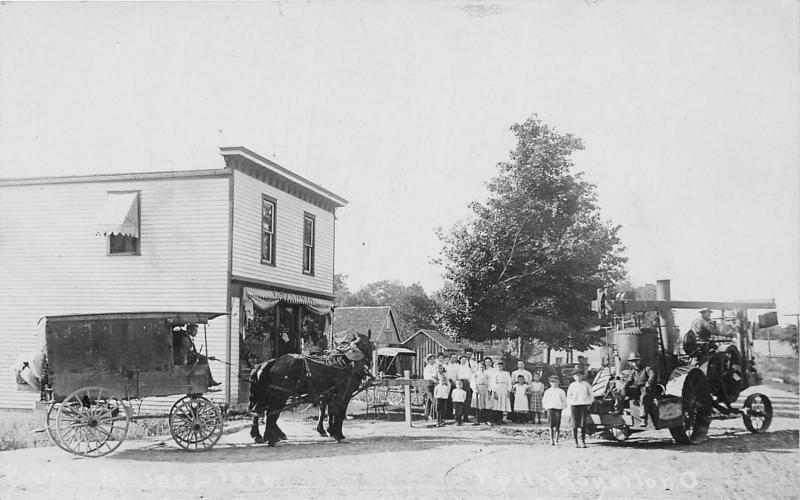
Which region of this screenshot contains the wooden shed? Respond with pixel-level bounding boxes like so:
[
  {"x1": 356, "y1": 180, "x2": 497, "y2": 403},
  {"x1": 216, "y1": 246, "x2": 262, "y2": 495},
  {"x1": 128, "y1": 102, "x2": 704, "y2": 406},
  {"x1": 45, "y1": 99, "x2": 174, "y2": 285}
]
[{"x1": 401, "y1": 329, "x2": 460, "y2": 378}]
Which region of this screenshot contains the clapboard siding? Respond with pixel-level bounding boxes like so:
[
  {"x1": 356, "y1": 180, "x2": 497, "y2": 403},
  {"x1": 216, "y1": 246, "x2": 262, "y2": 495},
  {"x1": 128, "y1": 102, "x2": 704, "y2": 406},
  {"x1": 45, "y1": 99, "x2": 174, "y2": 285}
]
[
  {"x1": 0, "y1": 176, "x2": 231, "y2": 410},
  {"x1": 231, "y1": 170, "x2": 334, "y2": 295}
]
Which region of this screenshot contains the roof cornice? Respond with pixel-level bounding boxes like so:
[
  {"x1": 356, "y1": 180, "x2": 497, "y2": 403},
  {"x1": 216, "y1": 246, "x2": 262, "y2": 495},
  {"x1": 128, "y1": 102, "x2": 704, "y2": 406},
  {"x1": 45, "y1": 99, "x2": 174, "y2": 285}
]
[{"x1": 220, "y1": 146, "x2": 348, "y2": 211}]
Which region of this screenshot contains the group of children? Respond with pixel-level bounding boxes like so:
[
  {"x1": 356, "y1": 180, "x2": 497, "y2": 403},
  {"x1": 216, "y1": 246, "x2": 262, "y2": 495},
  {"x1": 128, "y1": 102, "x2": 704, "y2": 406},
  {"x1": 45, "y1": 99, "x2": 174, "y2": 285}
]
[{"x1": 429, "y1": 355, "x2": 596, "y2": 448}]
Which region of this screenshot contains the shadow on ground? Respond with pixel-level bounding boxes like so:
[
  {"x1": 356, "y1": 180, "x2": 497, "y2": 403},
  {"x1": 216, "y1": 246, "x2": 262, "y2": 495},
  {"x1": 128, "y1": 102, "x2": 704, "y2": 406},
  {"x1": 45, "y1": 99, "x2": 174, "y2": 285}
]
[
  {"x1": 107, "y1": 428, "x2": 518, "y2": 464},
  {"x1": 593, "y1": 428, "x2": 798, "y2": 454}
]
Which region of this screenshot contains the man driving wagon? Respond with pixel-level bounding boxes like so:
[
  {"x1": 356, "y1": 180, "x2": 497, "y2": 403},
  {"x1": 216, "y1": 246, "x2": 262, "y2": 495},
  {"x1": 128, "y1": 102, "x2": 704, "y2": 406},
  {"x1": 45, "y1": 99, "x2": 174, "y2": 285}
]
[{"x1": 173, "y1": 323, "x2": 221, "y2": 387}]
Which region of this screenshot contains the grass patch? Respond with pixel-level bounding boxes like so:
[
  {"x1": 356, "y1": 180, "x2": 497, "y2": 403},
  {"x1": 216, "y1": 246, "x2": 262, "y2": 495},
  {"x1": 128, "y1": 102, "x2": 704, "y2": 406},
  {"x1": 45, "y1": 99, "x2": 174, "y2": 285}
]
[
  {"x1": 755, "y1": 355, "x2": 799, "y2": 393},
  {"x1": 0, "y1": 414, "x2": 53, "y2": 452}
]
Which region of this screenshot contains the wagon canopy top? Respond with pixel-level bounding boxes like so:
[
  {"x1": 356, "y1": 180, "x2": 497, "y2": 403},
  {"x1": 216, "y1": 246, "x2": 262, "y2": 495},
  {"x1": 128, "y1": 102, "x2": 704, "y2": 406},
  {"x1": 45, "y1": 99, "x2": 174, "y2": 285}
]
[
  {"x1": 376, "y1": 347, "x2": 417, "y2": 357},
  {"x1": 41, "y1": 312, "x2": 227, "y2": 324}
]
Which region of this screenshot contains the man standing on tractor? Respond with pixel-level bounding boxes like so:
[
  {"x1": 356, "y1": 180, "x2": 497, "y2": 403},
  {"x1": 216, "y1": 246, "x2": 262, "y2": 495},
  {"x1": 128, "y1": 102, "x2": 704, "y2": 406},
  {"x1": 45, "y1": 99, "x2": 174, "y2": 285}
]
[{"x1": 626, "y1": 352, "x2": 655, "y2": 427}]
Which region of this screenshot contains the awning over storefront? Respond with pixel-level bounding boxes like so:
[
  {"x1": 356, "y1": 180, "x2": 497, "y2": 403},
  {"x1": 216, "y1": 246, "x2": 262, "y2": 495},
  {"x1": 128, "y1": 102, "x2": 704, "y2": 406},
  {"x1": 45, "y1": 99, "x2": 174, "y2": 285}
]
[
  {"x1": 243, "y1": 287, "x2": 334, "y2": 316},
  {"x1": 95, "y1": 192, "x2": 140, "y2": 237}
]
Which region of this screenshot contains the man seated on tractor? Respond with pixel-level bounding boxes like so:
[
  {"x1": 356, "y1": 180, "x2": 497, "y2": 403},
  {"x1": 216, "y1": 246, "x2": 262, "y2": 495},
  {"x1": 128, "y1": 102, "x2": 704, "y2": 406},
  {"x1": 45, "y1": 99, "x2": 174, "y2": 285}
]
[
  {"x1": 625, "y1": 353, "x2": 656, "y2": 427},
  {"x1": 688, "y1": 308, "x2": 735, "y2": 359},
  {"x1": 173, "y1": 324, "x2": 221, "y2": 387}
]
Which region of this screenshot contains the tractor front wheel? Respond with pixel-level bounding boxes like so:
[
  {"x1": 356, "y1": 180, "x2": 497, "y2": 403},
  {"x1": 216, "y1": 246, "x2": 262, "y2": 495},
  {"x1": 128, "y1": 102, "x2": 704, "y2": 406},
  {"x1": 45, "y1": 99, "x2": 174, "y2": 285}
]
[{"x1": 742, "y1": 393, "x2": 773, "y2": 433}]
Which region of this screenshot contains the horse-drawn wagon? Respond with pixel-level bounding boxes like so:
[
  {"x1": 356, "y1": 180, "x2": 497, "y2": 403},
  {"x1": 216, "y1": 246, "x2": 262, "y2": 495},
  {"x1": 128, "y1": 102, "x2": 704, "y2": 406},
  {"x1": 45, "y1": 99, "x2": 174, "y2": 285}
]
[{"x1": 37, "y1": 312, "x2": 226, "y2": 457}]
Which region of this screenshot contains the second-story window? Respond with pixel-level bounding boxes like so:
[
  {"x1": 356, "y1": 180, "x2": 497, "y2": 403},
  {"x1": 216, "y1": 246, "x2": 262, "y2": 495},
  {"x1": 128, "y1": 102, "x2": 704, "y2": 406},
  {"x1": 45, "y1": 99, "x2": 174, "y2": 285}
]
[
  {"x1": 261, "y1": 195, "x2": 276, "y2": 265},
  {"x1": 303, "y1": 213, "x2": 315, "y2": 275},
  {"x1": 96, "y1": 191, "x2": 141, "y2": 256}
]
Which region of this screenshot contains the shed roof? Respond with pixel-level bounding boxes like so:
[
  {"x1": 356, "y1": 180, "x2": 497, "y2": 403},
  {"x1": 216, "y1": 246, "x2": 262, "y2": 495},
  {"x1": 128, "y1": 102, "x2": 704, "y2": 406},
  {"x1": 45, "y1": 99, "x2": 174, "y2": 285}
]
[
  {"x1": 333, "y1": 306, "x2": 400, "y2": 345},
  {"x1": 403, "y1": 329, "x2": 460, "y2": 351}
]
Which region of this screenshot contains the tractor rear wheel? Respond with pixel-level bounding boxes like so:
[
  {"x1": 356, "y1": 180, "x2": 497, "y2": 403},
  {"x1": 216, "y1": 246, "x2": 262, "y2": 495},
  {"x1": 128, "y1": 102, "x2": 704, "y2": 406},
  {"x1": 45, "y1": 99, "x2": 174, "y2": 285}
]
[
  {"x1": 669, "y1": 369, "x2": 712, "y2": 445},
  {"x1": 742, "y1": 393, "x2": 773, "y2": 433}
]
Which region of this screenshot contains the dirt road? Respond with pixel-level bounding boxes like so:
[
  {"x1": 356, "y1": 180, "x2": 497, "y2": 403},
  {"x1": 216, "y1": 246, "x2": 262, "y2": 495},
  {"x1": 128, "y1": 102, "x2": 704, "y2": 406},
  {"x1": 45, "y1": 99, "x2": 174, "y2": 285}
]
[{"x1": 1, "y1": 385, "x2": 797, "y2": 500}]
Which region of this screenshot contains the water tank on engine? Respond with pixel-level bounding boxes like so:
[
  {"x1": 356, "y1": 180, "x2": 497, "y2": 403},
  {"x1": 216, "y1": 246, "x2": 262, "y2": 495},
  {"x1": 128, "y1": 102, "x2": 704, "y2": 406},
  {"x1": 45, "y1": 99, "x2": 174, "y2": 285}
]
[{"x1": 613, "y1": 327, "x2": 659, "y2": 370}]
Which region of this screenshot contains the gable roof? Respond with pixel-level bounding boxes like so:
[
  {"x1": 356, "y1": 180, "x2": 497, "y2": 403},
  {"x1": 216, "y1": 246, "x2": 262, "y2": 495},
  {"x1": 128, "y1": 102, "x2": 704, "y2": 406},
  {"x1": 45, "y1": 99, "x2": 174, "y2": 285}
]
[
  {"x1": 403, "y1": 329, "x2": 460, "y2": 351},
  {"x1": 333, "y1": 306, "x2": 400, "y2": 345}
]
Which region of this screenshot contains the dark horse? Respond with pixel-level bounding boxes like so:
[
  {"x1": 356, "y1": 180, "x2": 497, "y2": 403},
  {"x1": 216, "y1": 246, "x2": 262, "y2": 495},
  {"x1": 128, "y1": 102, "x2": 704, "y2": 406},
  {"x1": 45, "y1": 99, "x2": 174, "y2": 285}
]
[{"x1": 248, "y1": 332, "x2": 372, "y2": 446}]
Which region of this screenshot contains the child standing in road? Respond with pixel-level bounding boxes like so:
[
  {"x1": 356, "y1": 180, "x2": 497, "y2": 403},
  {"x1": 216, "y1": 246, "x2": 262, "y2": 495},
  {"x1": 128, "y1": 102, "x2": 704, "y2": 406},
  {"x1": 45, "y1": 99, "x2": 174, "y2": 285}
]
[
  {"x1": 512, "y1": 375, "x2": 530, "y2": 423},
  {"x1": 542, "y1": 375, "x2": 567, "y2": 445},
  {"x1": 567, "y1": 371, "x2": 594, "y2": 448},
  {"x1": 451, "y1": 379, "x2": 468, "y2": 426},
  {"x1": 527, "y1": 372, "x2": 545, "y2": 424},
  {"x1": 434, "y1": 376, "x2": 451, "y2": 427}
]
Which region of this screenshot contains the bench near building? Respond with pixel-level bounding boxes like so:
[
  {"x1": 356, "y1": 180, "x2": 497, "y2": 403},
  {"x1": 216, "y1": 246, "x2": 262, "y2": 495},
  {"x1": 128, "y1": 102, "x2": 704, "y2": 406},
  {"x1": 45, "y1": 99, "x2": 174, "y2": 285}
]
[{"x1": 0, "y1": 147, "x2": 346, "y2": 410}]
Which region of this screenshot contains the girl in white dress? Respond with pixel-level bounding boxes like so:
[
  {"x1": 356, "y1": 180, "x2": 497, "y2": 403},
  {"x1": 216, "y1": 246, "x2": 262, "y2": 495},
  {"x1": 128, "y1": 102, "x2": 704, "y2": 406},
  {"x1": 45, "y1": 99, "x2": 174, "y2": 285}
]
[
  {"x1": 491, "y1": 360, "x2": 512, "y2": 424},
  {"x1": 512, "y1": 375, "x2": 530, "y2": 422}
]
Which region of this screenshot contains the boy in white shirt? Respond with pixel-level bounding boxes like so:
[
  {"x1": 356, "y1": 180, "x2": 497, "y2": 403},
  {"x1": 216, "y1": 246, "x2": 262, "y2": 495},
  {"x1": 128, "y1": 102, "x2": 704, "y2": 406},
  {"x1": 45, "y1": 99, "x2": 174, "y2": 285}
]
[
  {"x1": 566, "y1": 371, "x2": 594, "y2": 448},
  {"x1": 434, "y1": 376, "x2": 451, "y2": 427},
  {"x1": 451, "y1": 379, "x2": 468, "y2": 426},
  {"x1": 542, "y1": 375, "x2": 567, "y2": 445}
]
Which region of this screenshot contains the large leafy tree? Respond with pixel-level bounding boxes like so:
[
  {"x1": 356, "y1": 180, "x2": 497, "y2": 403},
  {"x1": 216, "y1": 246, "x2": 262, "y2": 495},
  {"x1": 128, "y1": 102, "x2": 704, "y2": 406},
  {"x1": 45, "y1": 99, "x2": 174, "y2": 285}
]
[{"x1": 435, "y1": 115, "x2": 627, "y2": 353}]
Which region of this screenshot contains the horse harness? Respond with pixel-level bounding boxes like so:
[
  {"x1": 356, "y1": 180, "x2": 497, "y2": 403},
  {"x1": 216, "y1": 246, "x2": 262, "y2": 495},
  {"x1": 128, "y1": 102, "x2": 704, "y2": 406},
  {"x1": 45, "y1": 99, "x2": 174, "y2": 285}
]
[{"x1": 265, "y1": 353, "x2": 366, "y2": 414}]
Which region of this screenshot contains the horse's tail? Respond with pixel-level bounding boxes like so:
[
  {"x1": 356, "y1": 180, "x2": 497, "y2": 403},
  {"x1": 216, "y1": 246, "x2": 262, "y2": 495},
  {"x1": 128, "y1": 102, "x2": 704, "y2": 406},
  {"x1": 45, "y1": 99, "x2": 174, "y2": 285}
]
[{"x1": 249, "y1": 360, "x2": 275, "y2": 413}]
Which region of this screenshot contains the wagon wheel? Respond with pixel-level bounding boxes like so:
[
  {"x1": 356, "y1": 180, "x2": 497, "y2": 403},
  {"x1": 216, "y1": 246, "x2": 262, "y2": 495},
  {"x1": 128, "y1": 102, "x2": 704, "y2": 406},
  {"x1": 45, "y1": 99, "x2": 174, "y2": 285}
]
[
  {"x1": 169, "y1": 395, "x2": 224, "y2": 451},
  {"x1": 409, "y1": 386, "x2": 426, "y2": 407},
  {"x1": 742, "y1": 393, "x2": 773, "y2": 433},
  {"x1": 387, "y1": 388, "x2": 405, "y2": 406},
  {"x1": 669, "y1": 371, "x2": 712, "y2": 445},
  {"x1": 55, "y1": 386, "x2": 131, "y2": 457}
]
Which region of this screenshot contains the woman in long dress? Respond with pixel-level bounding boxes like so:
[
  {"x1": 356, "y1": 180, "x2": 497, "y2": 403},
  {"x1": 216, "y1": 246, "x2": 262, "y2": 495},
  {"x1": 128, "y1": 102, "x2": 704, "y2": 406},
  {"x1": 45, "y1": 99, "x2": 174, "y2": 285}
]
[{"x1": 490, "y1": 360, "x2": 512, "y2": 424}]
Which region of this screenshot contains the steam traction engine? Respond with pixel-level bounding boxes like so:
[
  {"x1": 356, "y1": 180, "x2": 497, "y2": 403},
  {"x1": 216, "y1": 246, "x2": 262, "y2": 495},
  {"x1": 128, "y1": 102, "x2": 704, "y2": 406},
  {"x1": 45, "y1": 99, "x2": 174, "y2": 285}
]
[{"x1": 587, "y1": 280, "x2": 775, "y2": 444}]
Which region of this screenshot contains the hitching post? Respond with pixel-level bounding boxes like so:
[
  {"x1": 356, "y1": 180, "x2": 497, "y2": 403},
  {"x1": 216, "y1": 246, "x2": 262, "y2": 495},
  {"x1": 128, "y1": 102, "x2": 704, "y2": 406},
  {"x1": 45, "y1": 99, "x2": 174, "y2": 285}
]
[{"x1": 404, "y1": 370, "x2": 412, "y2": 427}]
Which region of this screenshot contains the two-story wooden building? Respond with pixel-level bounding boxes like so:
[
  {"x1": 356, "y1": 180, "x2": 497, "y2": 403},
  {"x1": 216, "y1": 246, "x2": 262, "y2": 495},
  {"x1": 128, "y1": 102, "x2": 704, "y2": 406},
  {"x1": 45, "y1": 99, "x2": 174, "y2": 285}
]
[{"x1": 0, "y1": 146, "x2": 346, "y2": 410}]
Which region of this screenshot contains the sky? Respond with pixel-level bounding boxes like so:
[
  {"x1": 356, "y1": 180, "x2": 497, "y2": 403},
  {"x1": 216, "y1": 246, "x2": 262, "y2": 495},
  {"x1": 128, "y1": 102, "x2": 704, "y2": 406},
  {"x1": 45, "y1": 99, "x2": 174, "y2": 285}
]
[{"x1": 1, "y1": 1, "x2": 798, "y2": 325}]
